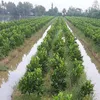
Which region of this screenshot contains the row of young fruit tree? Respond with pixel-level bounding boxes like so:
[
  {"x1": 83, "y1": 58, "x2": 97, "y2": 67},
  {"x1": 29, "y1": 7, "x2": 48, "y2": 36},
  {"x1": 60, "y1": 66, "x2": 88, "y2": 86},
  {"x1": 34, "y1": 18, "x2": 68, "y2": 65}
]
[
  {"x1": 0, "y1": 16, "x2": 53, "y2": 59},
  {"x1": 67, "y1": 17, "x2": 100, "y2": 47},
  {"x1": 18, "y1": 17, "x2": 94, "y2": 100}
]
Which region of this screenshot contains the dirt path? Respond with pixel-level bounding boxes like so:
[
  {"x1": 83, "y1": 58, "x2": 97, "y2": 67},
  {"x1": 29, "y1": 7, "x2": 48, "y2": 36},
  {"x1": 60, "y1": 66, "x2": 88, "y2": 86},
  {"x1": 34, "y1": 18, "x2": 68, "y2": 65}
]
[
  {"x1": 0, "y1": 19, "x2": 54, "y2": 86},
  {"x1": 66, "y1": 20, "x2": 100, "y2": 71}
]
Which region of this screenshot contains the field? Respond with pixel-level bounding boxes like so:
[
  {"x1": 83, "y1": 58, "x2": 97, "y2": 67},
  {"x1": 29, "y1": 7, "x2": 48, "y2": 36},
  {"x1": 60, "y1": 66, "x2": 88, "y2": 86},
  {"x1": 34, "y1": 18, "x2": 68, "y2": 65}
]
[
  {"x1": 0, "y1": 16, "x2": 100, "y2": 100},
  {"x1": 0, "y1": 16, "x2": 54, "y2": 71},
  {"x1": 11, "y1": 17, "x2": 93, "y2": 100},
  {"x1": 0, "y1": 0, "x2": 100, "y2": 99}
]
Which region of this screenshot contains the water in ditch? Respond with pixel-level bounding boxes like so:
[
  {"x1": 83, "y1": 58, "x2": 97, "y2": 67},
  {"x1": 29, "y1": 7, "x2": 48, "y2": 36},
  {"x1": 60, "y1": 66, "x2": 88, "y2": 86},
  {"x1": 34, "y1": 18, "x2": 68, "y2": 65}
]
[{"x1": 67, "y1": 24, "x2": 100, "y2": 100}]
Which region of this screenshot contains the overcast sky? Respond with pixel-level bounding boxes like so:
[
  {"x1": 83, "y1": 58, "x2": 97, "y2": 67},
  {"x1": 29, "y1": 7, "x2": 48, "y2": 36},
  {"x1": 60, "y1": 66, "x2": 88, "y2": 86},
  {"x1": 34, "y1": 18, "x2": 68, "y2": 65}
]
[{"x1": 4, "y1": 0, "x2": 100, "y2": 11}]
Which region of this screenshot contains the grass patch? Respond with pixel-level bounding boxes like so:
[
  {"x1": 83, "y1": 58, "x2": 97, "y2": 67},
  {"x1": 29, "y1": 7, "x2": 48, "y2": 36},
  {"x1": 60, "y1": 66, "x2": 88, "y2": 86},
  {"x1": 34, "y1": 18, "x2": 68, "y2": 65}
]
[{"x1": 0, "y1": 63, "x2": 9, "y2": 71}]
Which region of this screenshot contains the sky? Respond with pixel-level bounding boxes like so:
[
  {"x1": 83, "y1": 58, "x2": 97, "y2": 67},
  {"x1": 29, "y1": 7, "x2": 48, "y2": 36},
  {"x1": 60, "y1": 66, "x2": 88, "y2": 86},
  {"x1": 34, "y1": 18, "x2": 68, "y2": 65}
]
[{"x1": 3, "y1": 0, "x2": 100, "y2": 11}]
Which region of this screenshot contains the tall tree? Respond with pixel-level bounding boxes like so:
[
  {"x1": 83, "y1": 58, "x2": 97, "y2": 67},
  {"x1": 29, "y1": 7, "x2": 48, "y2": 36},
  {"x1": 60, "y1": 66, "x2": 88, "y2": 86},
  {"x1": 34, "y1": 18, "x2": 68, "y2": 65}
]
[
  {"x1": 23, "y1": 2, "x2": 33, "y2": 16},
  {"x1": 46, "y1": 6, "x2": 59, "y2": 16},
  {"x1": 62, "y1": 8, "x2": 66, "y2": 16},
  {"x1": 0, "y1": 5, "x2": 3, "y2": 14},
  {"x1": 17, "y1": 2, "x2": 33, "y2": 17},
  {"x1": 34, "y1": 5, "x2": 45, "y2": 16},
  {"x1": 6, "y1": 2, "x2": 18, "y2": 18},
  {"x1": 17, "y1": 2, "x2": 24, "y2": 17},
  {"x1": 84, "y1": 0, "x2": 100, "y2": 18},
  {"x1": 67, "y1": 7, "x2": 82, "y2": 16},
  {"x1": 54, "y1": 7, "x2": 58, "y2": 16}
]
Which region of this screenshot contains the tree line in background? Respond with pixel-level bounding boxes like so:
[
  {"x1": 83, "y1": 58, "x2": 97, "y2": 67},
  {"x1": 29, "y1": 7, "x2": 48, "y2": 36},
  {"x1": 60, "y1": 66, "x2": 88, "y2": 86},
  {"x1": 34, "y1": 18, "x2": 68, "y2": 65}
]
[
  {"x1": 0, "y1": 0, "x2": 100, "y2": 19},
  {"x1": 66, "y1": 0, "x2": 100, "y2": 18},
  {"x1": 0, "y1": 1, "x2": 62, "y2": 19}
]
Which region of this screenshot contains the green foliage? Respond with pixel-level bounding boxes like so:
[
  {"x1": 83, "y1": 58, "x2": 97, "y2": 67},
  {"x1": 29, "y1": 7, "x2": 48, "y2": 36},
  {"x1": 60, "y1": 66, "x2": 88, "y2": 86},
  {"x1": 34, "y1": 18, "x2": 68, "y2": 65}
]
[
  {"x1": 67, "y1": 17, "x2": 100, "y2": 47},
  {"x1": 51, "y1": 63, "x2": 67, "y2": 93},
  {"x1": 0, "y1": 16, "x2": 53, "y2": 59},
  {"x1": 18, "y1": 17, "x2": 57, "y2": 97},
  {"x1": 53, "y1": 92, "x2": 72, "y2": 100},
  {"x1": 0, "y1": 38, "x2": 10, "y2": 58},
  {"x1": 18, "y1": 17, "x2": 94, "y2": 100},
  {"x1": 67, "y1": 7, "x2": 82, "y2": 16},
  {"x1": 68, "y1": 43, "x2": 82, "y2": 61},
  {"x1": 27, "y1": 56, "x2": 41, "y2": 72},
  {"x1": 38, "y1": 38, "x2": 50, "y2": 53},
  {"x1": 49, "y1": 53, "x2": 65, "y2": 69},
  {"x1": 19, "y1": 68, "x2": 43, "y2": 95},
  {"x1": 80, "y1": 80, "x2": 94, "y2": 98},
  {"x1": 34, "y1": 5, "x2": 46, "y2": 16},
  {"x1": 53, "y1": 35, "x2": 65, "y2": 58},
  {"x1": 6, "y1": 2, "x2": 18, "y2": 17},
  {"x1": 37, "y1": 47, "x2": 48, "y2": 72},
  {"x1": 46, "y1": 7, "x2": 59, "y2": 16},
  {"x1": 72, "y1": 59, "x2": 84, "y2": 82}
]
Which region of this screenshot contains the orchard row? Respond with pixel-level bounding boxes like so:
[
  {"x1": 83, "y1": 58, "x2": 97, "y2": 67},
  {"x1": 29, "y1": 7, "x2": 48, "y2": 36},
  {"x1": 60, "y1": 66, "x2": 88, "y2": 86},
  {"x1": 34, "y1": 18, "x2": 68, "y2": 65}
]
[
  {"x1": 67, "y1": 17, "x2": 100, "y2": 47},
  {"x1": 18, "y1": 17, "x2": 93, "y2": 100},
  {"x1": 0, "y1": 16, "x2": 53, "y2": 59}
]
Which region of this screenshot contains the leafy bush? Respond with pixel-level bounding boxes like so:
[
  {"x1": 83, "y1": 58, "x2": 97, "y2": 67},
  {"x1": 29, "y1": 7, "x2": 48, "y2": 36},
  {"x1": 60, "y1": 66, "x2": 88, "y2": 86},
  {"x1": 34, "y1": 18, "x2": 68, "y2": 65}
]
[
  {"x1": 80, "y1": 80, "x2": 94, "y2": 99},
  {"x1": 27, "y1": 56, "x2": 41, "y2": 72},
  {"x1": 37, "y1": 47, "x2": 48, "y2": 72},
  {"x1": 53, "y1": 92, "x2": 72, "y2": 100},
  {"x1": 51, "y1": 64, "x2": 67, "y2": 93},
  {"x1": 19, "y1": 68, "x2": 43, "y2": 95},
  {"x1": 49, "y1": 53, "x2": 65, "y2": 69}
]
